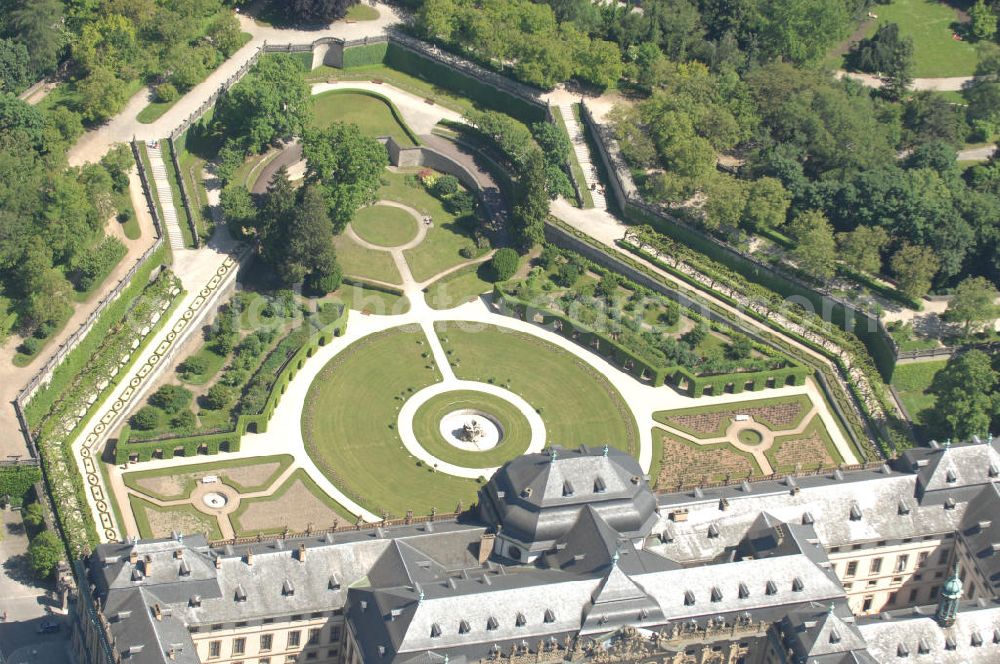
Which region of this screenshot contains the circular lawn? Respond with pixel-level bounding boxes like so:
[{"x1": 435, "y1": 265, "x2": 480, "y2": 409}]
[
  {"x1": 411, "y1": 390, "x2": 532, "y2": 467},
  {"x1": 351, "y1": 204, "x2": 419, "y2": 248}
]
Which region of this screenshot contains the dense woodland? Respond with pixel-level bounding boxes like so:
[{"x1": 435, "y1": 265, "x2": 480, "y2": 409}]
[{"x1": 409, "y1": 0, "x2": 1000, "y2": 300}]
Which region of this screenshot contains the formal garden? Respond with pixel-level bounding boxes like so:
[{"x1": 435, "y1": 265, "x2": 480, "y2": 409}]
[
  {"x1": 21, "y1": 9, "x2": 877, "y2": 549},
  {"x1": 650, "y1": 394, "x2": 846, "y2": 489}
]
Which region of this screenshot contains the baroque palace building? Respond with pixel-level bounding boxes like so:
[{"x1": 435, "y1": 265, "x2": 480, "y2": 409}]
[{"x1": 73, "y1": 439, "x2": 1000, "y2": 664}]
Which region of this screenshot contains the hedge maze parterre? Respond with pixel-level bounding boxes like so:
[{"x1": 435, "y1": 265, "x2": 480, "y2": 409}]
[{"x1": 90, "y1": 43, "x2": 859, "y2": 545}]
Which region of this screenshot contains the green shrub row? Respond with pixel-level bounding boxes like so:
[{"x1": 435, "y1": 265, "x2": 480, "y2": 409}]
[
  {"x1": 115, "y1": 305, "x2": 349, "y2": 463},
  {"x1": 115, "y1": 427, "x2": 240, "y2": 463},
  {"x1": 494, "y1": 288, "x2": 806, "y2": 396},
  {"x1": 384, "y1": 43, "x2": 547, "y2": 125},
  {"x1": 343, "y1": 42, "x2": 389, "y2": 68}
]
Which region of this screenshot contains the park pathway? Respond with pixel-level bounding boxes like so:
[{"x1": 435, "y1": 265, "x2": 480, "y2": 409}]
[
  {"x1": 557, "y1": 103, "x2": 606, "y2": 209},
  {"x1": 66, "y1": 3, "x2": 402, "y2": 167},
  {"x1": 145, "y1": 144, "x2": 187, "y2": 251}
]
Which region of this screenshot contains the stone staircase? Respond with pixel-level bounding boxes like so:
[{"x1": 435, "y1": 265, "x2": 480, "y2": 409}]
[
  {"x1": 145, "y1": 144, "x2": 186, "y2": 251},
  {"x1": 558, "y1": 103, "x2": 606, "y2": 210}
]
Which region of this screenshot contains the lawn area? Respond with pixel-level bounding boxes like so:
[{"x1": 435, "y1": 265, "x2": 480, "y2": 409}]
[
  {"x1": 377, "y1": 171, "x2": 478, "y2": 282},
  {"x1": 302, "y1": 325, "x2": 485, "y2": 517},
  {"x1": 307, "y1": 65, "x2": 475, "y2": 115},
  {"x1": 123, "y1": 455, "x2": 293, "y2": 501},
  {"x1": 177, "y1": 344, "x2": 227, "y2": 385},
  {"x1": 175, "y1": 130, "x2": 213, "y2": 242},
  {"x1": 412, "y1": 390, "x2": 532, "y2": 467},
  {"x1": 345, "y1": 3, "x2": 380, "y2": 20},
  {"x1": 852, "y1": 0, "x2": 980, "y2": 77},
  {"x1": 351, "y1": 204, "x2": 418, "y2": 247},
  {"x1": 114, "y1": 188, "x2": 142, "y2": 240},
  {"x1": 311, "y1": 90, "x2": 418, "y2": 146},
  {"x1": 424, "y1": 262, "x2": 494, "y2": 310},
  {"x1": 654, "y1": 395, "x2": 815, "y2": 439},
  {"x1": 438, "y1": 322, "x2": 640, "y2": 455},
  {"x1": 333, "y1": 235, "x2": 402, "y2": 285},
  {"x1": 892, "y1": 359, "x2": 947, "y2": 434},
  {"x1": 130, "y1": 496, "x2": 223, "y2": 540},
  {"x1": 231, "y1": 469, "x2": 355, "y2": 535},
  {"x1": 330, "y1": 281, "x2": 410, "y2": 315}
]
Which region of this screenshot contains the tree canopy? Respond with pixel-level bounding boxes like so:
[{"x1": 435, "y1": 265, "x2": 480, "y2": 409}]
[{"x1": 301, "y1": 122, "x2": 388, "y2": 232}]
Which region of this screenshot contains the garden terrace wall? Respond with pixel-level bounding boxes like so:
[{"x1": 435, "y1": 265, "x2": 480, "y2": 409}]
[
  {"x1": 493, "y1": 288, "x2": 807, "y2": 396},
  {"x1": 114, "y1": 307, "x2": 349, "y2": 464},
  {"x1": 577, "y1": 102, "x2": 900, "y2": 382},
  {"x1": 384, "y1": 39, "x2": 547, "y2": 124}
]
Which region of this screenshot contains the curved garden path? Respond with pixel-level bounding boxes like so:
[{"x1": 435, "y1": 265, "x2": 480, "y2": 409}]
[{"x1": 395, "y1": 379, "x2": 548, "y2": 478}]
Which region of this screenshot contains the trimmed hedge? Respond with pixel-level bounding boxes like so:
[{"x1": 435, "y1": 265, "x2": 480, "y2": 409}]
[
  {"x1": 494, "y1": 288, "x2": 808, "y2": 397},
  {"x1": 115, "y1": 305, "x2": 349, "y2": 463},
  {"x1": 0, "y1": 465, "x2": 42, "y2": 505},
  {"x1": 384, "y1": 43, "x2": 547, "y2": 125},
  {"x1": 343, "y1": 42, "x2": 389, "y2": 68}
]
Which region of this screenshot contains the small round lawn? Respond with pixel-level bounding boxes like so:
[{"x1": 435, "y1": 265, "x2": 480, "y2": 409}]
[
  {"x1": 738, "y1": 429, "x2": 764, "y2": 446},
  {"x1": 352, "y1": 204, "x2": 418, "y2": 247},
  {"x1": 412, "y1": 390, "x2": 532, "y2": 467}
]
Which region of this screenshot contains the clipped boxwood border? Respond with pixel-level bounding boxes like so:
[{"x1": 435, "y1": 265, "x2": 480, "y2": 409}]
[
  {"x1": 493, "y1": 287, "x2": 808, "y2": 397},
  {"x1": 115, "y1": 307, "x2": 349, "y2": 463}
]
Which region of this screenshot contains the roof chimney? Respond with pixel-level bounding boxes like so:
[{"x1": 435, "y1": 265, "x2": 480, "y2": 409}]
[
  {"x1": 298, "y1": 543, "x2": 307, "y2": 563},
  {"x1": 246, "y1": 548, "x2": 254, "y2": 567},
  {"x1": 129, "y1": 548, "x2": 138, "y2": 566},
  {"x1": 478, "y1": 533, "x2": 495, "y2": 564},
  {"x1": 144, "y1": 555, "x2": 153, "y2": 576},
  {"x1": 214, "y1": 555, "x2": 222, "y2": 569},
  {"x1": 153, "y1": 603, "x2": 162, "y2": 621},
  {"x1": 174, "y1": 548, "x2": 183, "y2": 559}
]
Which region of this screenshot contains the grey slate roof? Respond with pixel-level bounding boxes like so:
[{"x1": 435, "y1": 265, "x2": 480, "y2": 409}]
[
  {"x1": 857, "y1": 601, "x2": 1000, "y2": 663},
  {"x1": 86, "y1": 438, "x2": 1000, "y2": 664},
  {"x1": 478, "y1": 446, "x2": 657, "y2": 553}
]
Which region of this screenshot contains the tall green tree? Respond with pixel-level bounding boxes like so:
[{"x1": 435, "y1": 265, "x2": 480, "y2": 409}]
[
  {"x1": 301, "y1": 122, "x2": 387, "y2": 232},
  {"x1": 942, "y1": 276, "x2": 1000, "y2": 336},
  {"x1": 0, "y1": 38, "x2": 31, "y2": 93},
  {"x1": 267, "y1": 185, "x2": 341, "y2": 288},
  {"x1": 743, "y1": 176, "x2": 790, "y2": 231},
  {"x1": 836, "y1": 226, "x2": 889, "y2": 275},
  {"x1": 8, "y1": 0, "x2": 65, "y2": 76},
  {"x1": 969, "y1": 0, "x2": 998, "y2": 41},
  {"x1": 214, "y1": 53, "x2": 311, "y2": 154},
  {"x1": 512, "y1": 149, "x2": 549, "y2": 249},
  {"x1": 27, "y1": 530, "x2": 63, "y2": 579},
  {"x1": 891, "y1": 243, "x2": 939, "y2": 300},
  {"x1": 788, "y1": 209, "x2": 836, "y2": 279},
  {"x1": 931, "y1": 350, "x2": 1000, "y2": 440}
]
